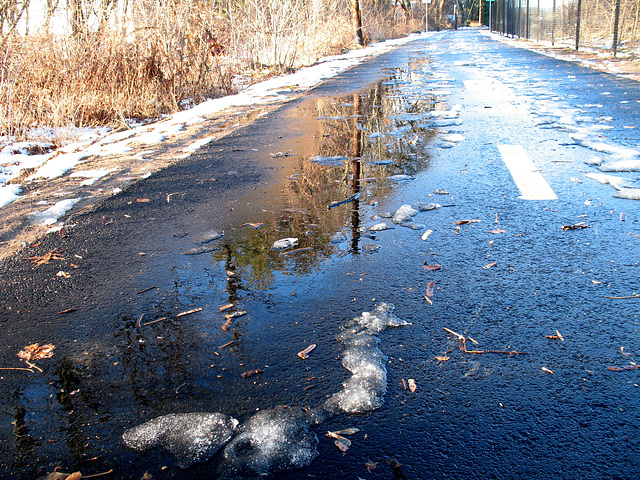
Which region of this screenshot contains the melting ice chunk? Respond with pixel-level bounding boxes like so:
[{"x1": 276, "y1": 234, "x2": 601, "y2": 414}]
[
  {"x1": 325, "y1": 303, "x2": 410, "y2": 414},
  {"x1": 271, "y1": 237, "x2": 298, "y2": 250},
  {"x1": 330, "y1": 231, "x2": 347, "y2": 244},
  {"x1": 392, "y1": 204, "x2": 419, "y2": 224},
  {"x1": 311, "y1": 155, "x2": 348, "y2": 167},
  {"x1": 122, "y1": 412, "x2": 238, "y2": 468},
  {"x1": 222, "y1": 407, "x2": 318, "y2": 476},
  {"x1": 354, "y1": 303, "x2": 411, "y2": 332}
]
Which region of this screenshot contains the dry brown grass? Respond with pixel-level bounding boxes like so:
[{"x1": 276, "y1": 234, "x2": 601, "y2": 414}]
[{"x1": 0, "y1": 0, "x2": 425, "y2": 143}]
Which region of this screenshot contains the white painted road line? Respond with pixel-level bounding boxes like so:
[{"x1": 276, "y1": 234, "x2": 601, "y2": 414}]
[{"x1": 497, "y1": 145, "x2": 558, "y2": 200}]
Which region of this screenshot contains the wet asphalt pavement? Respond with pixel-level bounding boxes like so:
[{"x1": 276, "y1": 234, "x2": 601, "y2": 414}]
[{"x1": 1, "y1": 29, "x2": 640, "y2": 480}]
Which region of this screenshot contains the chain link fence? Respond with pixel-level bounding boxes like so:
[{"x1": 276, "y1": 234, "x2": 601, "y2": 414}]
[{"x1": 487, "y1": 0, "x2": 639, "y2": 56}]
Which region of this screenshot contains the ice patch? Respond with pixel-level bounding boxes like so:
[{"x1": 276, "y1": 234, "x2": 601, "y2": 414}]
[
  {"x1": 385, "y1": 125, "x2": 413, "y2": 137},
  {"x1": 599, "y1": 159, "x2": 640, "y2": 172},
  {"x1": 325, "y1": 303, "x2": 410, "y2": 414},
  {"x1": 584, "y1": 156, "x2": 603, "y2": 166},
  {"x1": 573, "y1": 137, "x2": 640, "y2": 158},
  {"x1": 330, "y1": 231, "x2": 347, "y2": 244},
  {"x1": 221, "y1": 407, "x2": 318, "y2": 476},
  {"x1": 387, "y1": 174, "x2": 414, "y2": 182},
  {"x1": 30, "y1": 198, "x2": 80, "y2": 225},
  {"x1": 368, "y1": 222, "x2": 392, "y2": 231},
  {"x1": 311, "y1": 155, "x2": 348, "y2": 167},
  {"x1": 122, "y1": 412, "x2": 238, "y2": 468},
  {"x1": 393, "y1": 204, "x2": 419, "y2": 224},
  {"x1": 271, "y1": 237, "x2": 298, "y2": 250},
  {"x1": 441, "y1": 133, "x2": 465, "y2": 143},
  {"x1": 585, "y1": 172, "x2": 630, "y2": 190},
  {"x1": 613, "y1": 189, "x2": 640, "y2": 200}
]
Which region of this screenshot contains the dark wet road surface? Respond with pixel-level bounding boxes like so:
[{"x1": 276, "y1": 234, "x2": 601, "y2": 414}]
[{"x1": 1, "y1": 29, "x2": 640, "y2": 479}]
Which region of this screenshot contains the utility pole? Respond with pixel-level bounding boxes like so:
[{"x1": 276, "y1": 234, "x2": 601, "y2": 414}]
[{"x1": 424, "y1": 0, "x2": 431, "y2": 31}]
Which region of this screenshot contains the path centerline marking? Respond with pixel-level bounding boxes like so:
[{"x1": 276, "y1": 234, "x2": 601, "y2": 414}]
[{"x1": 497, "y1": 145, "x2": 558, "y2": 200}]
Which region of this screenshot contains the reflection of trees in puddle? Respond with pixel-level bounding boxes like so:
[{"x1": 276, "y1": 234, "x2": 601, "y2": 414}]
[{"x1": 203, "y1": 72, "x2": 444, "y2": 290}]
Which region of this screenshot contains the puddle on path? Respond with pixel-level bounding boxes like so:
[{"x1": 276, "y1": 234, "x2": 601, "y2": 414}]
[{"x1": 2, "y1": 54, "x2": 463, "y2": 480}]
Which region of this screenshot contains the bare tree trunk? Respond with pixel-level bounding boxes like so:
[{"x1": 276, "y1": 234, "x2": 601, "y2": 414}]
[
  {"x1": 351, "y1": 0, "x2": 364, "y2": 45},
  {"x1": 633, "y1": 0, "x2": 640, "y2": 48},
  {"x1": 612, "y1": 0, "x2": 621, "y2": 56},
  {"x1": 69, "y1": 0, "x2": 86, "y2": 36}
]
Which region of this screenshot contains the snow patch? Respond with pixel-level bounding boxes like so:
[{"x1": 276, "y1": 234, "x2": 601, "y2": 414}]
[
  {"x1": 69, "y1": 168, "x2": 117, "y2": 186},
  {"x1": 30, "y1": 198, "x2": 80, "y2": 225},
  {"x1": 0, "y1": 184, "x2": 21, "y2": 208}
]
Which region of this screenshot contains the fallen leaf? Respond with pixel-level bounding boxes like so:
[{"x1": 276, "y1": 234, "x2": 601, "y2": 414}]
[
  {"x1": 222, "y1": 318, "x2": 233, "y2": 331},
  {"x1": 435, "y1": 355, "x2": 450, "y2": 362},
  {"x1": 56, "y1": 271, "x2": 70, "y2": 278},
  {"x1": 424, "y1": 283, "x2": 435, "y2": 300},
  {"x1": 455, "y1": 219, "x2": 481, "y2": 225},
  {"x1": 561, "y1": 223, "x2": 590, "y2": 231},
  {"x1": 326, "y1": 432, "x2": 352, "y2": 447},
  {"x1": 18, "y1": 343, "x2": 55, "y2": 362},
  {"x1": 592, "y1": 280, "x2": 602, "y2": 285},
  {"x1": 424, "y1": 296, "x2": 433, "y2": 305},
  {"x1": 334, "y1": 427, "x2": 360, "y2": 435},
  {"x1": 421, "y1": 229, "x2": 433, "y2": 241},
  {"x1": 334, "y1": 439, "x2": 349, "y2": 452},
  {"x1": 407, "y1": 378, "x2": 417, "y2": 393},
  {"x1": 546, "y1": 330, "x2": 564, "y2": 341},
  {"x1": 541, "y1": 367, "x2": 554, "y2": 374},
  {"x1": 423, "y1": 263, "x2": 441, "y2": 271},
  {"x1": 608, "y1": 365, "x2": 640, "y2": 371},
  {"x1": 298, "y1": 344, "x2": 316, "y2": 359},
  {"x1": 570, "y1": 177, "x2": 583, "y2": 183},
  {"x1": 489, "y1": 228, "x2": 507, "y2": 234},
  {"x1": 483, "y1": 262, "x2": 497, "y2": 269},
  {"x1": 66, "y1": 473, "x2": 82, "y2": 480},
  {"x1": 239, "y1": 222, "x2": 264, "y2": 229},
  {"x1": 28, "y1": 249, "x2": 65, "y2": 266},
  {"x1": 365, "y1": 461, "x2": 378, "y2": 472}
]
